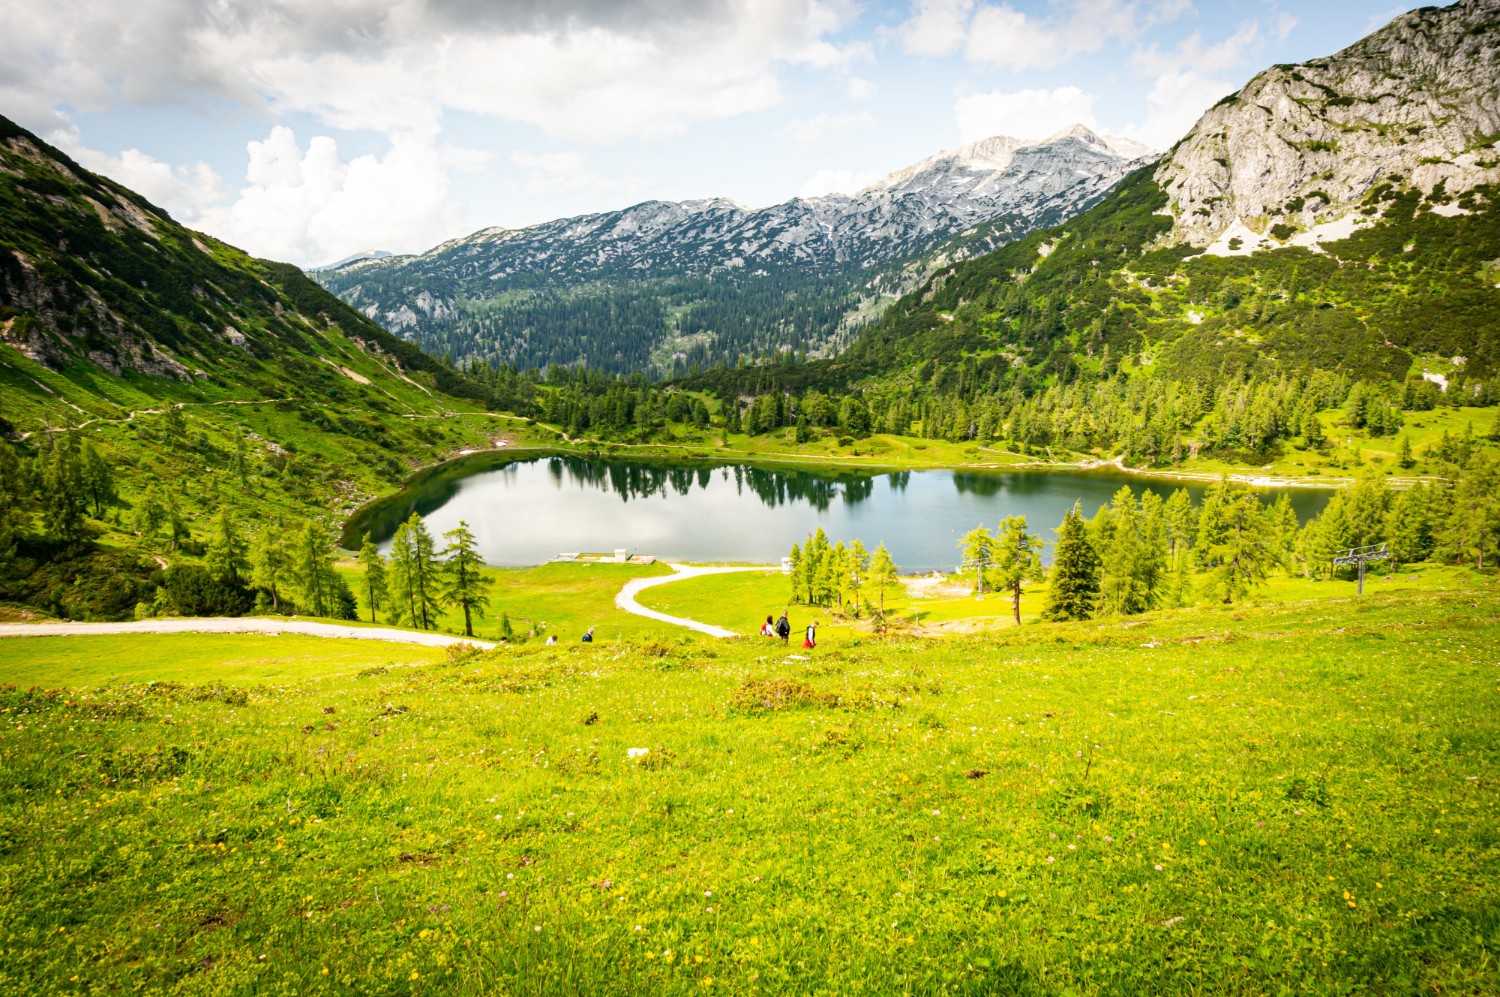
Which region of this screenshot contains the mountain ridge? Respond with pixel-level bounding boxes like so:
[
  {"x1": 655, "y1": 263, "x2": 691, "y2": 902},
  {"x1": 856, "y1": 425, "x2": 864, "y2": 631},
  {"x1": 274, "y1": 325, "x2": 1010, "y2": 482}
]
[{"x1": 313, "y1": 126, "x2": 1152, "y2": 373}]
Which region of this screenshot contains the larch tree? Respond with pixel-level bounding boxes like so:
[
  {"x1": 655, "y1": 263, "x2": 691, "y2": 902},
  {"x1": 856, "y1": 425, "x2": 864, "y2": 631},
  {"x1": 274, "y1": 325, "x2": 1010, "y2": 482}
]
[
  {"x1": 846, "y1": 539, "x2": 870, "y2": 615},
  {"x1": 993, "y1": 515, "x2": 1044, "y2": 626},
  {"x1": 958, "y1": 524, "x2": 997, "y2": 598},
  {"x1": 869, "y1": 542, "x2": 898, "y2": 619},
  {"x1": 1199, "y1": 490, "x2": 1282, "y2": 604},
  {"x1": 294, "y1": 521, "x2": 339, "y2": 618},
  {"x1": 1440, "y1": 454, "x2": 1500, "y2": 569},
  {"x1": 442, "y1": 521, "x2": 491, "y2": 638},
  {"x1": 205, "y1": 509, "x2": 249, "y2": 586},
  {"x1": 357, "y1": 532, "x2": 389, "y2": 624},
  {"x1": 251, "y1": 528, "x2": 290, "y2": 612}
]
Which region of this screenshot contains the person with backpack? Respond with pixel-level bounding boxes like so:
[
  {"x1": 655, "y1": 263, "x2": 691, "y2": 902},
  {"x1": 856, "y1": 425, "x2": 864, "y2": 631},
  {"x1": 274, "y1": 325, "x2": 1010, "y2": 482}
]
[
  {"x1": 760, "y1": 614, "x2": 775, "y2": 637},
  {"x1": 775, "y1": 611, "x2": 791, "y2": 644},
  {"x1": 803, "y1": 620, "x2": 818, "y2": 649}
]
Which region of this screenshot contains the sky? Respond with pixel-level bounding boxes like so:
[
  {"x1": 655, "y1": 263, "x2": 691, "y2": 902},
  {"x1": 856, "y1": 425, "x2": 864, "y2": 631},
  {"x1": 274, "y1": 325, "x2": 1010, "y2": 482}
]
[{"x1": 1, "y1": 0, "x2": 1430, "y2": 268}]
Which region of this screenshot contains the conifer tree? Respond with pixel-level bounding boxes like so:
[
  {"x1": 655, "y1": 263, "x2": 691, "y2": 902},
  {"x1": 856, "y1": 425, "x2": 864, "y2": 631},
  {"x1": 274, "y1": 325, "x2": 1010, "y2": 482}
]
[
  {"x1": 846, "y1": 539, "x2": 870, "y2": 614},
  {"x1": 134, "y1": 486, "x2": 166, "y2": 540},
  {"x1": 389, "y1": 513, "x2": 442, "y2": 628},
  {"x1": 294, "y1": 521, "x2": 339, "y2": 618},
  {"x1": 1043, "y1": 505, "x2": 1100, "y2": 621},
  {"x1": 1397, "y1": 435, "x2": 1415, "y2": 469},
  {"x1": 251, "y1": 528, "x2": 290, "y2": 611},
  {"x1": 1099, "y1": 487, "x2": 1145, "y2": 615},
  {"x1": 442, "y1": 521, "x2": 491, "y2": 638},
  {"x1": 205, "y1": 509, "x2": 249, "y2": 585},
  {"x1": 1199, "y1": 490, "x2": 1281, "y2": 604},
  {"x1": 959, "y1": 524, "x2": 997, "y2": 598},
  {"x1": 1386, "y1": 483, "x2": 1440, "y2": 565},
  {"x1": 40, "y1": 438, "x2": 87, "y2": 541},
  {"x1": 1163, "y1": 488, "x2": 1196, "y2": 570},
  {"x1": 1439, "y1": 454, "x2": 1500, "y2": 569},
  {"x1": 81, "y1": 442, "x2": 115, "y2": 517},
  {"x1": 357, "y1": 532, "x2": 389, "y2": 624},
  {"x1": 787, "y1": 541, "x2": 804, "y2": 604},
  {"x1": 993, "y1": 515, "x2": 1044, "y2": 625},
  {"x1": 869, "y1": 542, "x2": 898, "y2": 619},
  {"x1": 0, "y1": 446, "x2": 23, "y2": 572},
  {"x1": 1270, "y1": 492, "x2": 1301, "y2": 567}
]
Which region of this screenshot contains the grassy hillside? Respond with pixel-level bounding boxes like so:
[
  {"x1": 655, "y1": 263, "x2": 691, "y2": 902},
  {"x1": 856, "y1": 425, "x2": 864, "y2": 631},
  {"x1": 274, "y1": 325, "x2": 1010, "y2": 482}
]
[
  {"x1": 1, "y1": 582, "x2": 1495, "y2": 995},
  {"x1": 0, "y1": 113, "x2": 556, "y2": 618}
]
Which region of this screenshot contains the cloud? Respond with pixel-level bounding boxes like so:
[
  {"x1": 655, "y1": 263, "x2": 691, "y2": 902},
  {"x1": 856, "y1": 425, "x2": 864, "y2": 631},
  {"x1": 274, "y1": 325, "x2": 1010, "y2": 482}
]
[
  {"x1": 954, "y1": 86, "x2": 1098, "y2": 144},
  {"x1": 0, "y1": 0, "x2": 865, "y2": 143},
  {"x1": 900, "y1": 0, "x2": 975, "y2": 56},
  {"x1": 846, "y1": 76, "x2": 879, "y2": 100},
  {"x1": 179, "y1": 126, "x2": 461, "y2": 267},
  {"x1": 798, "y1": 169, "x2": 879, "y2": 197},
  {"x1": 49, "y1": 133, "x2": 228, "y2": 223},
  {"x1": 778, "y1": 111, "x2": 875, "y2": 145},
  {"x1": 961, "y1": 0, "x2": 1194, "y2": 72},
  {"x1": 1125, "y1": 20, "x2": 1261, "y2": 148}
]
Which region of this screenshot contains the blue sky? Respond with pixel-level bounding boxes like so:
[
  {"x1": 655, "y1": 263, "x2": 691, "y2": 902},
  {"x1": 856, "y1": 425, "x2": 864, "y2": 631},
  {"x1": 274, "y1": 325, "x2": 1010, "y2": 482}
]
[{"x1": 1, "y1": 0, "x2": 1429, "y2": 267}]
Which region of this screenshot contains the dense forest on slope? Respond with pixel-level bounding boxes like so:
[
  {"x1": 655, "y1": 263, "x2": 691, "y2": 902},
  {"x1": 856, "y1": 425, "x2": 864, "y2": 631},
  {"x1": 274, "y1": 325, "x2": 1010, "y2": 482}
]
[
  {"x1": 0, "y1": 114, "x2": 511, "y2": 620},
  {"x1": 666, "y1": 166, "x2": 1499, "y2": 465}
]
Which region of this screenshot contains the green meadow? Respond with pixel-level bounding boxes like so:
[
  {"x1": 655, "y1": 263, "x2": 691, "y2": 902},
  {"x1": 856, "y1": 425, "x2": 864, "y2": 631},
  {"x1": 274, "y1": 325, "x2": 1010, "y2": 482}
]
[{"x1": 1, "y1": 576, "x2": 1497, "y2": 995}]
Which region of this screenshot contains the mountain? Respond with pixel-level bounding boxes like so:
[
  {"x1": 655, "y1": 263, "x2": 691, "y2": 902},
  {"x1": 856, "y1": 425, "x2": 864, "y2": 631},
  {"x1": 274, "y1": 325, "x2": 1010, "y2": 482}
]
[
  {"x1": 1158, "y1": 0, "x2": 1500, "y2": 252},
  {"x1": 313, "y1": 126, "x2": 1151, "y2": 375},
  {"x1": 0, "y1": 113, "x2": 511, "y2": 618},
  {"x1": 691, "y1": 0, "x2": 1499, "y2": 466},
  {"x1": 308, "y1": 250, "x2": 394, "y2": 272}
]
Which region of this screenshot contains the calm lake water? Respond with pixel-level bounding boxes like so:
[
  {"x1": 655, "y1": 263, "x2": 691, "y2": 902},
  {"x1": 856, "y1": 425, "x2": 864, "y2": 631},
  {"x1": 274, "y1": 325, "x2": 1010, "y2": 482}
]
[{"x1": 347, "y1": 455, "x2": 1333, "y2": 572}]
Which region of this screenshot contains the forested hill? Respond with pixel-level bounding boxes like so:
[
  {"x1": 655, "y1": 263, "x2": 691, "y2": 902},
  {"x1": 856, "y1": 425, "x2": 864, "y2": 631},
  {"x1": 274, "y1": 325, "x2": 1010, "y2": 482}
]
[
  {"x1": 0, "y1": 113, "x2": 516, "y2": 621},
  {"x1": 678, "y1": 1, "x2": 1500, "y2": 467},
  {"x1": 0, "y1": 113, "x2": 483, "y2": 410},
  {"x1": 835, "y1": 0, "x2": 1500, "y2": 394},
  {"x1": 313, "y1": 127, "x2": 1149, "y2": 375}
]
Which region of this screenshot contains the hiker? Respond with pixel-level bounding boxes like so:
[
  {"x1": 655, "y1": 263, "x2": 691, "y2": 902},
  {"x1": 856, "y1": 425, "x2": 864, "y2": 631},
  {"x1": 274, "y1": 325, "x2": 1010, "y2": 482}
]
[
  {"x1": 545, "y1": 634, "x2": 558, "y2": 646},
  {"x1": 581, "y1": 626, "x2": 594, "y2": 643},
  {"x1": 775, "y1": 611, "x2": 791, "y2": 643},
  {"x1": 803, "y1": 620, "x2": 818, "y2": 649},
  {"x1": 760, "y1": 614, "x2": 775, "y2": 637}
]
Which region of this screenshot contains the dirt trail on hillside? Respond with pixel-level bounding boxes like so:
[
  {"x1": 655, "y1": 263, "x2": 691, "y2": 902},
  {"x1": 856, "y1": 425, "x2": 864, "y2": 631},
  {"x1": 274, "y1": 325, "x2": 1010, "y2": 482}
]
[
  {"x1": 615, "y1": 563, "x2": 769, "y2": 637},
  {"x1": 0, "y1": 617, "x2": 496, "y2": 649}
]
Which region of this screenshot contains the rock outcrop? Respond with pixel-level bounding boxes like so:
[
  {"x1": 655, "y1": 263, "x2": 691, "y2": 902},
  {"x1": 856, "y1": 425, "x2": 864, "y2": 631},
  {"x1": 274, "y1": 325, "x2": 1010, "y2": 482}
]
[{"x1": 1158, "y1": 0, "x2": 1500, "y2": 247}]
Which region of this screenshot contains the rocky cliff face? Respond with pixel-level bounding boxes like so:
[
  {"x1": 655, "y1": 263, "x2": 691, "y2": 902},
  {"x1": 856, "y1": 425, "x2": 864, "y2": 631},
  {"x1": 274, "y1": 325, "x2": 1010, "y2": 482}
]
[
  {"x1": 315, "y1": 126, "x2": 1151, "y2": 370},
  {"x1": 1158, "y1": 0, "x2": 1500, "y2": 249}
]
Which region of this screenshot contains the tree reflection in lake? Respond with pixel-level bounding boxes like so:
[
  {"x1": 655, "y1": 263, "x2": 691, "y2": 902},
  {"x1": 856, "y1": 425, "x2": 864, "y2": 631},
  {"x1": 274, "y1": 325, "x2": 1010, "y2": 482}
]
[{"x1": 344, "y1": 453, "x2": 1331, "y2": 571}]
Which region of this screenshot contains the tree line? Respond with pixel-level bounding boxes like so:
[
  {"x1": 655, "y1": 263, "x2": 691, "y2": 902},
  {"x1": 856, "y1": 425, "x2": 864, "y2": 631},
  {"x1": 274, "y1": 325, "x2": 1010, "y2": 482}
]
[{"x1": 792, "y1": 455, "x2": 1500, "y2": 628}]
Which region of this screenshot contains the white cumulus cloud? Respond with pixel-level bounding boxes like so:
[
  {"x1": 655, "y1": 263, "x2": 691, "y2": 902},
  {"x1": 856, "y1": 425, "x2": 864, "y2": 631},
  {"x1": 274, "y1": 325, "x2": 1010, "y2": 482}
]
[
  {"x1": 189, "y1": 126, "x2": 460, "y2": 267},
  {"x1": 1125, "y1": 21, "x2": 1261, "y2": 148},
  {"x1": 954, "y1": 87, "x2": 1098, "y2": 144},
  {"x1": 900, "y1": 0, "x2": 975, "y2": 56}
]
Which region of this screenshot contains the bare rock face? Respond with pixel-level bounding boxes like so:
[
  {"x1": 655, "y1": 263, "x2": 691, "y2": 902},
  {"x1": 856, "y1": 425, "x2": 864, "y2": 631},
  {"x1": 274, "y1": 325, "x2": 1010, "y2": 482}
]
[{"x1": 1157, "y1": 0, "x2": 1500, "y2": 247}]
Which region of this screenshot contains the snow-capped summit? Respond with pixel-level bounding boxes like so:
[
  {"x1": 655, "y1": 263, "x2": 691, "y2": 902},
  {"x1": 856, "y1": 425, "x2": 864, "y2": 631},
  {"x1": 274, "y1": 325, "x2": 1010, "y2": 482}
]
[{"x1": 314, "y1": 128, "x2": 1158, "y2": 369}]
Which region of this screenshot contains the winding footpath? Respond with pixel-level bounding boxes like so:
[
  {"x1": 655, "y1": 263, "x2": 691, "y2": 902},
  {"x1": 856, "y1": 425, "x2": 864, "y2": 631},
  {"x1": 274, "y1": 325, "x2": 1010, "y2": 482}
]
[
  {"x1": 0, "y1": 617, "x2": 496, "y2": 649},
  {"x1": 614, "y1": 563, "x2": 770, "y2": 638}
]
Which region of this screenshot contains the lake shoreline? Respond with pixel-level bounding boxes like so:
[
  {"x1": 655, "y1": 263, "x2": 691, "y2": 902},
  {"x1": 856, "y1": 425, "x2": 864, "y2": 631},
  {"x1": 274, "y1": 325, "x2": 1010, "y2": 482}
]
[
  {"x1": 339, "y1": 439, "x2": 1340, "y2": 563},
  {"x1": 349, "y1": 432, "x2": 1367, "y2": 538}
]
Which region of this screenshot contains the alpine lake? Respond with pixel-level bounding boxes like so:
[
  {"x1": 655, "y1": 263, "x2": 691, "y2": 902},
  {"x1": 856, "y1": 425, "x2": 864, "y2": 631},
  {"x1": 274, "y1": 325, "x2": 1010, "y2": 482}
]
[{"x1": 345, "y1": 451, "x2": 1334, "y2": 571}]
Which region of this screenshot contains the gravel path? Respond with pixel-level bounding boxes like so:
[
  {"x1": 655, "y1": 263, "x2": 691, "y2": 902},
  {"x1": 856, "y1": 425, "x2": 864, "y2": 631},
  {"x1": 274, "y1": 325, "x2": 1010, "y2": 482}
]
[
  {"x1": 0, "y1": 617, "x2": 496, "y2": 649},
  {"x1": 614, "y1": 563, "x2": 770, "y2": 637}
]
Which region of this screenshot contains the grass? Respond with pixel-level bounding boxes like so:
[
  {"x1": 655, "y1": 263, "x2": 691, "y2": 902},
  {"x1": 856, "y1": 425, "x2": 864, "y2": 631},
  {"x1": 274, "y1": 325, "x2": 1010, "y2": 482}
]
[
  {"x1": 2, "y1": 577, "x2": 1497, "y2": 995},
  {"x1": 0, "y1": 634, "x2": 446, "y2": 686},
  {"x1": 335, "y1": 561, "x2": 680, "y2": 645}
]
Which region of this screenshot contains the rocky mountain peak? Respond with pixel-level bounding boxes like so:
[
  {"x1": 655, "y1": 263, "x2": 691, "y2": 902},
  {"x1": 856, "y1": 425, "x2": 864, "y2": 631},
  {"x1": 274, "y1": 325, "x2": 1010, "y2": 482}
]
[{"x1": 1157, "y1": 0, "x2": 1500, "y2": 249}]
